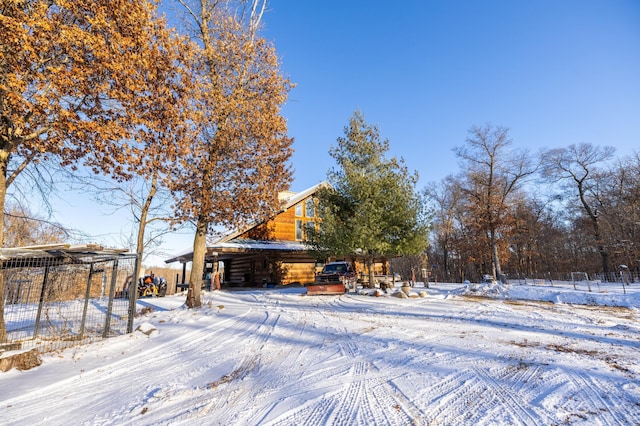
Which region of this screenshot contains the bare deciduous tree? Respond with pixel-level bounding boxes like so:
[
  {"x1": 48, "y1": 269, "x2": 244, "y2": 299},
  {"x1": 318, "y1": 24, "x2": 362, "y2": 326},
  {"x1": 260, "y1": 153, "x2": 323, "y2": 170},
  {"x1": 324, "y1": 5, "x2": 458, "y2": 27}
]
[
  {"x1": 542, "y1": 143, "x2": 615, "y2": 273},
  {"x1": 424, "y1": 175, "x2": 463, "y2": 282},
  {"x1": 454, "y1": 124, "x2": 538, "y2": 282},
  {"x1": 68, "y1": 171, "x2": 188, "y2": 267},
  {"x1": 3, "y1": 204, "x2": 67, "y2": 247},
  {"x1": 598, "y1": 151, "x2": 640, "y2": 273}
]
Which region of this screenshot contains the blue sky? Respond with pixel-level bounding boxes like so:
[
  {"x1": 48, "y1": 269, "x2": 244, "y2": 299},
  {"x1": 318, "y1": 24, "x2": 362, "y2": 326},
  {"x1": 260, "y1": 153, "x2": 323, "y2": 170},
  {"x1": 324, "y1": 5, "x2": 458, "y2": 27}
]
[
  {"x1": 47, "y1": 1, "x2": 640, "y2": 266},
  {"x1": 260, "y1": 0, "x2": 640, "y2": 191}
]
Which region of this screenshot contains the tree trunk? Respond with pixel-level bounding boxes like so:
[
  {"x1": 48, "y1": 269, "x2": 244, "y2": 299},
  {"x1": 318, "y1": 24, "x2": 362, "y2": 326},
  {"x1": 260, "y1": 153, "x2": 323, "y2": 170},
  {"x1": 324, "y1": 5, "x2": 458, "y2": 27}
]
[
  {"x1": 367, "y1": 256, "x2": 375, "y2": 289},
  {"x1": 136, "y1": 171, "x2": 158, "y2": 276},
  {"x1": 186, "y1": 217, "x2": 207, "y2": 308},
  {"x1": 490, "y1": 228, "x2": 502, "y2": 281},
  {"x1": 443, "y1": 245, "x2": 450, "y2": 282},
  {"x1": 577, "y1": 181, "x2": 610, "y2": 273},
  {"x1": 590, "y1": 216, "x2": 609, "y2": 273}
]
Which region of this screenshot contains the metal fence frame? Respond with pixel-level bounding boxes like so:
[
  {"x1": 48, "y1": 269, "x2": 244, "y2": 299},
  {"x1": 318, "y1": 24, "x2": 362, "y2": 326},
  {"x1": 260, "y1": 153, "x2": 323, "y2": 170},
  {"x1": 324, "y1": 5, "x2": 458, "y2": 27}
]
[{"x1": 1, "y1": 246, "x2": 139, "y2": 354}]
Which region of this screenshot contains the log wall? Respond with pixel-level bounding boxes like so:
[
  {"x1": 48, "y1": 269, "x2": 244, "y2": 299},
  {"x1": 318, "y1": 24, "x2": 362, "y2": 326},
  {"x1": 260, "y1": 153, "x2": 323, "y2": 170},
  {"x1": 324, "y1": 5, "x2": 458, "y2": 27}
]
[{"x1": 243, "y1": 196, "x2": 319, "y2": 242}]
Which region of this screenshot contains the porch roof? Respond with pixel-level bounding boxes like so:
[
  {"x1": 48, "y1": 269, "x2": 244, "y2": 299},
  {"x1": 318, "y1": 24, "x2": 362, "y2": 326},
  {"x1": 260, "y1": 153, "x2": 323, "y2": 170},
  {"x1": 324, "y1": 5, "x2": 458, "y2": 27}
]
[{"x1": 164, "y1": 239, "x2": 312, "y2": 264}]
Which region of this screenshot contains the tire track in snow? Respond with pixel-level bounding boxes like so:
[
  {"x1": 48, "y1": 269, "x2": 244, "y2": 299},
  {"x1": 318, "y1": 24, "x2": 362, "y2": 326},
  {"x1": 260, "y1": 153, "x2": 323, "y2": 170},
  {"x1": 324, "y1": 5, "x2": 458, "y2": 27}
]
[
  {"x1": 198, "y1": 293, "x2": 361, "y2": 425},
  {"x1": 266, "y1": 361, "x2": 418, "y2": 426},
  {"x1": 332, "y1": 326, "x2": 419, "y2": 424},
  {"x1": 493, "y1": 362, "x2": 546, "y2": 401},
  {"x1": 561, "y1": 370, "x2": 638, "y2": 425},
  {"x1": 121, "y1": 292, "x2": 294, "y2": 424},
  {"x1": 255, "y1": 300, "x2": 352, "y2": 426},
  {"x1": 4, "y1": 289, "x2": 638, "y2": 425},
  {"x1": 187, "y1": 307, "x2": 287, "y2": 418},
  {"x1": 261, "y1": 292, "x2": 640, "y2": 426},
  {"x1": 264, "y1": 333, "x2": 421, "y2": 426},
  {"x1": 421, "y1": 369, "x2": 487, "y2": 424},
  {"x1": 415, "y1": 348, "x2": 547, "y2": 424},
  {"x1": 471, "y1": 366, "x2": 554, "y2": 425},
  {"x1": 225, "y1": 311, "x2": 324, "y2": 423},
  {"x1": 1, "y1": 293, "x2": 268, "y2": 425}
]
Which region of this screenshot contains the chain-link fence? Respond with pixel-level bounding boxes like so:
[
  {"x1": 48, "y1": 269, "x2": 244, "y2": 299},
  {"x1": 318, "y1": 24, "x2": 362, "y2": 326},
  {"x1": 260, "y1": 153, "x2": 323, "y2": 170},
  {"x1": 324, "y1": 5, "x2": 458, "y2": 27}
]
[{"x1": 1, "y1": 246, "x2": 139, "y2": 354}]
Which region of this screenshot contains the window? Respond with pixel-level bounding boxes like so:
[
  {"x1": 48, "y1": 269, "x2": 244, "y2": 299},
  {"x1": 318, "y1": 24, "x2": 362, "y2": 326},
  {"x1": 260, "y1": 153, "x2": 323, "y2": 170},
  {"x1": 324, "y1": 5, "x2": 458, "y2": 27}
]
[
  {"x1": 295, "y1": 219, "x2": 303, "y2": 240},
  {"x1": 295, "y1": 204, "x2": 302, "y2": 216},
  {"x1": 305, "y1": 198, "x2": 315, "y2": 217}
]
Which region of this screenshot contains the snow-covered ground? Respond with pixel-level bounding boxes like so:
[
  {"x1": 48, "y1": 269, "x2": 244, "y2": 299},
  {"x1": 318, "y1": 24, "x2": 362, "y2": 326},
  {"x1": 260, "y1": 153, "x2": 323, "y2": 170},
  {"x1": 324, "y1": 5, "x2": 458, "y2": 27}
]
[{"x1": 1, "y1": 281, "x2": 639, "y2": 425}]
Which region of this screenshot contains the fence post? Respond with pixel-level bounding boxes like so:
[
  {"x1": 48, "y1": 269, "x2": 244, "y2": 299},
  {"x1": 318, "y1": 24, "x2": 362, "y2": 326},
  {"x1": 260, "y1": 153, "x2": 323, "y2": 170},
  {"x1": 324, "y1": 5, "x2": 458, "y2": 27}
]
[
  {"x1": 126, "y1": 254, "x2": 141, "y2": 334},
  {"x1": 33, "y1": 265, "x2": 50, "y2": 339},
  {"x1": 102, "y1": 260, "x2": 119, "y2": 338},
  {"x1": 79, "y1": 263, "x2": 95, "y2": 339}
]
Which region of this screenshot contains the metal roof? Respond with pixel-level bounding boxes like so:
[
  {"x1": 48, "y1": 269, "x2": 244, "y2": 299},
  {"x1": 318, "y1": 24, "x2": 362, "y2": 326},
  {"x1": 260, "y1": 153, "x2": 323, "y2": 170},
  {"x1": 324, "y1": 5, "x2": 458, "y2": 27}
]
[{"x1": 0, "y1": 244, "x2": 134, "y2": 268}]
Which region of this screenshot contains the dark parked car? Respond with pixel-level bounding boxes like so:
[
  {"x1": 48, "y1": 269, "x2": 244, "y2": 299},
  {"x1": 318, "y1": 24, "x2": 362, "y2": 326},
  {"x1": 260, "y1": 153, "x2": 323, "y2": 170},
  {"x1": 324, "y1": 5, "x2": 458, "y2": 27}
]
[{"x1": 315, "y1": 261, "x2": 357, "y2": 290}]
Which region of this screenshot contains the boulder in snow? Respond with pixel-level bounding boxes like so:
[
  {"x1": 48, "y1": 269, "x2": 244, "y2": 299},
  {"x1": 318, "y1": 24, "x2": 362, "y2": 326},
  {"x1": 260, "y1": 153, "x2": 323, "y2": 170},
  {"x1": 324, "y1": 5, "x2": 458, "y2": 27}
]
[
  {"x1": 393, "y1": 291, "x2": 408, "y2": 298},
  {"x1": 136, "y1": 323, "x2": 158, "y2": 336},
  {"x1": 0, "y1": 348, "x2": 42, "y2": 372}
]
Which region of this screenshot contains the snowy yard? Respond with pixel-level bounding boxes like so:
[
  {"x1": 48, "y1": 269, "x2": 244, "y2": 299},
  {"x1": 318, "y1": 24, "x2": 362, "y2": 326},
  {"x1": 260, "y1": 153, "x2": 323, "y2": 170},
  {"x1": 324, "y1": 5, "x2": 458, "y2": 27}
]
[{"x1": 1, "y1": 282, "x2": 639, "y2": 425}]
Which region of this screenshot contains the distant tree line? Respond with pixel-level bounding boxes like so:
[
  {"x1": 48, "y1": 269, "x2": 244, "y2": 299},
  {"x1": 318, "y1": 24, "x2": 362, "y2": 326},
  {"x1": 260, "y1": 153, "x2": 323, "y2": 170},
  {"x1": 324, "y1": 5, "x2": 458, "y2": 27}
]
[{"x1": 425, "y1": 124, "x2": 639, "y2": 283}]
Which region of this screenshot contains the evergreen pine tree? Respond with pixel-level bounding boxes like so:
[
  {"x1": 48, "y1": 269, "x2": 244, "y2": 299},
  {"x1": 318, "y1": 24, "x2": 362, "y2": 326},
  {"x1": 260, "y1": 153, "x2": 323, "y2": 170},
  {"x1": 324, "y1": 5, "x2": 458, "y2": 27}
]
[{"x1": 312, "y1": 111, "x2": 430, "y2": 287}]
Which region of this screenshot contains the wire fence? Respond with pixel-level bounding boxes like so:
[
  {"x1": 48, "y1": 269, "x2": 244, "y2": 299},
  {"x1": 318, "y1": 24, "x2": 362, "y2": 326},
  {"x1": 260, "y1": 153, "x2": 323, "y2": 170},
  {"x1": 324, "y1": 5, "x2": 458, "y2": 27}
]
[
  {"x1": 503, "y1": 271, "x2": 638, "y2": 295},
  {"x1": 505, "y1": 270, "x2": 639, "y2": 286},
  {"x1": 1, "y1": 247, "x2": 139, "y2": 354},
  {"x1": 506, "y1": 278, "x2": 634, "y2": 295}
]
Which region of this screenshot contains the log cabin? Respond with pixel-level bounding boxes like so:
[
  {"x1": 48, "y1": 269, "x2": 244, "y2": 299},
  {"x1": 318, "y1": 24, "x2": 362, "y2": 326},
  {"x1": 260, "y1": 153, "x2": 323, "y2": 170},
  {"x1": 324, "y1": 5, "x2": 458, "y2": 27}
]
[{"x1": 165, "y1": 183, "x2": 389, "y2": 287}]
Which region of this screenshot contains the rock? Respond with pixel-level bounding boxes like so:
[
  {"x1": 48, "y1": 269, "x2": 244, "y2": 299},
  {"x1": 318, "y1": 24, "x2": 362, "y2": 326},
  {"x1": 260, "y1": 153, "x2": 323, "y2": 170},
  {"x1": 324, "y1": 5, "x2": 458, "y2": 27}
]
[
  {"x1": 0, "y1": 348, "x2": 42, "y2": 372},
  {"x1": 136, "y1": 323, "x2": 157, "y2": 336},
  {"x1": 380, "y1": 281, "x2": 392, "y2": 290}
]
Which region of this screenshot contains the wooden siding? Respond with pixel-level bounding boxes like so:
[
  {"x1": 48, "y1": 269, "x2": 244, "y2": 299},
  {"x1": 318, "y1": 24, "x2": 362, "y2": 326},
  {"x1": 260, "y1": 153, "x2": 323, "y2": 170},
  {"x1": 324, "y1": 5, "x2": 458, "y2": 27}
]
[
  {"x1": 222, "y1": 254, "x2": 389, "y2": 287},
  {"x1": 241, "y1": 197, "x2": 319, "y2": 242},
  {"x1": 222, "y1": 254, "x2": 316, "y2": 286},
  {"x1": 281, "y1": 261, "x2": 316, "y2": 285}
]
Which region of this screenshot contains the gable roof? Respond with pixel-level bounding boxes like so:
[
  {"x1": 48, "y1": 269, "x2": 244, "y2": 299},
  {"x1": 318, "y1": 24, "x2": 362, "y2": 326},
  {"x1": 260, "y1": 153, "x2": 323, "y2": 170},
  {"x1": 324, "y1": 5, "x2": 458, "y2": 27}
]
[
  {"x1": 213, "y1": 181, "x2": 328, "y2": 244},
  {"x1": 164, "y1": 182, "x2": 328, "y2": 264}
]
